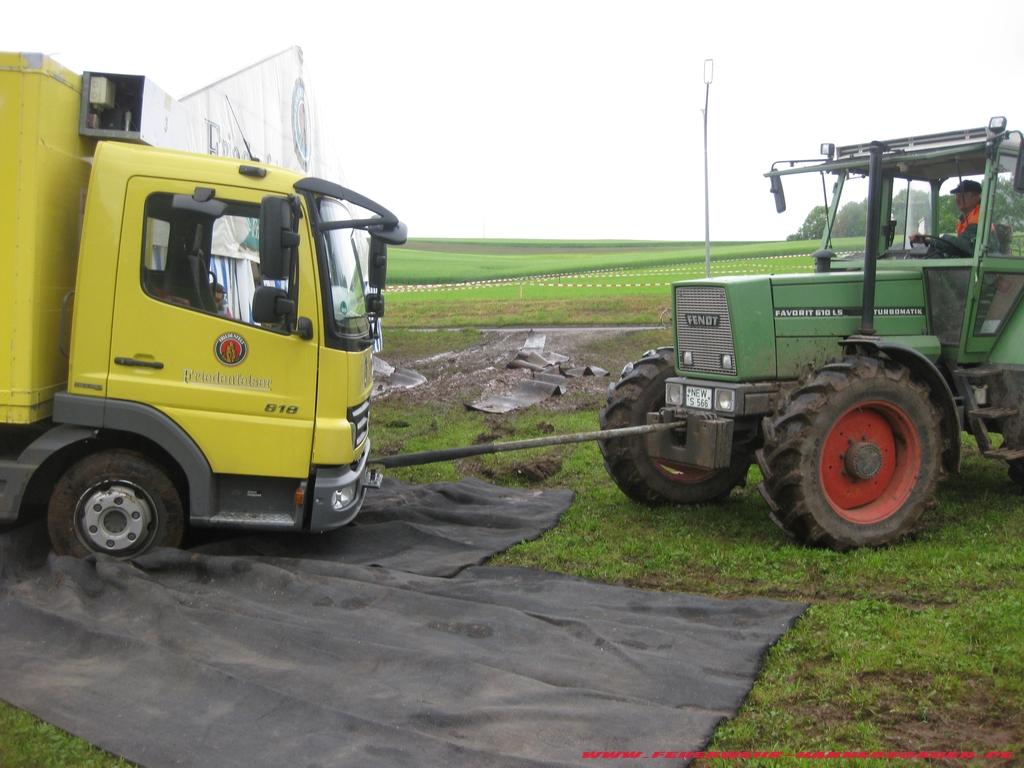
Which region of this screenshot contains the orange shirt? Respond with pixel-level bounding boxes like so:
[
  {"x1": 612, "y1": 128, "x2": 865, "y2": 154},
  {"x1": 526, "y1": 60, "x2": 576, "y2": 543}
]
[{"x1": 957, "y1": 204, "x2": 980, "y2": 236}]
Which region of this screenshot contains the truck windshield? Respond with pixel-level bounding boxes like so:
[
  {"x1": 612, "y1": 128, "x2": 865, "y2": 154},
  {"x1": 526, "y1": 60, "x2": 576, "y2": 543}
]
[{"x1": 318, "y1": 197, "x2": 369, "y2": 336}]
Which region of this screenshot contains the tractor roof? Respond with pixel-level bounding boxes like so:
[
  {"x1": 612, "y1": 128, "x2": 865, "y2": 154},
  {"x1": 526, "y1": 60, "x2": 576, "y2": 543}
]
[{"x1": 767, "y1": 126, "x2": 1021, "y2": 183}]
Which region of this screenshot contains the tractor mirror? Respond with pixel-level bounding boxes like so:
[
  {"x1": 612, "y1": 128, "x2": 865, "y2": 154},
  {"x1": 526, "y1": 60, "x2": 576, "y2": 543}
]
[
  {"x1": 368, "y1": 236, "x2": 388, "y2": 290},
  {"x1": 1014, "y1": 148, "x2": 1024, "y2": 194},
  {"x1": 259, "y1": 196, "x2": 299, "y2": 281},
  {"x1": 770, "y1": 175, "x2": 787, "y2": 213}
]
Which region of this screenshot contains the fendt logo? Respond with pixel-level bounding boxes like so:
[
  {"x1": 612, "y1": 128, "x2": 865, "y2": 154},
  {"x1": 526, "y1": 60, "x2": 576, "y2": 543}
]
[{"x1": 683, "y1": 313, "x2": 721, "y2": 328}]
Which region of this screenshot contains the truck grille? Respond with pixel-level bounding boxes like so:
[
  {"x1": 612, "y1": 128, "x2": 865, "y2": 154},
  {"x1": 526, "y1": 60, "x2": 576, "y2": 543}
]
[
  {"x1": 348, "y1": 399, "x2": 370, "y2": 448},
  {"x1": 674, "y1": 285, "x2": 736, "y2": 375}
]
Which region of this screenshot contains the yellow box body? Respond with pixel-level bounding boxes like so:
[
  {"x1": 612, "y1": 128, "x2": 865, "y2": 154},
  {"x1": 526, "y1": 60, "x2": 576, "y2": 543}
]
[{"x1": 0, "y1": 53, "x2": 94, "y2": 423}]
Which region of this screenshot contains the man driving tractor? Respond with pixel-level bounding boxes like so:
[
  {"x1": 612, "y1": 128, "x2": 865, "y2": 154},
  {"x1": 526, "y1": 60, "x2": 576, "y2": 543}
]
[{"x1": 909, "y1": 178, "x2": 982, "y2": 253}]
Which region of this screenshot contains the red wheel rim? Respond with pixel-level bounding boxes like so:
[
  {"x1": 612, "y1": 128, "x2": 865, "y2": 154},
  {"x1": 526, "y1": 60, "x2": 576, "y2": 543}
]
[
  {"x1": 818, "y1": 400, "x2": 922, "y2": 525},
  {"x1": 654, "y1": 459, "x2": 715, "y2": 484}
]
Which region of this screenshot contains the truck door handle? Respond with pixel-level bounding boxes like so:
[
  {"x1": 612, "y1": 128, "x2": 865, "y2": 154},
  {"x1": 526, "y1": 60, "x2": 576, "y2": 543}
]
[{"x1": 114, "y1": 357, "x2": 165, "y2": 370}]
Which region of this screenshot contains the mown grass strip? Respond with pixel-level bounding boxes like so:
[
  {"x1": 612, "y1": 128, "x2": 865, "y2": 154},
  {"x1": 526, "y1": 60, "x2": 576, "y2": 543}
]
[{"x1": 387, "y1": 237, "x2": 857, "y2": 284}]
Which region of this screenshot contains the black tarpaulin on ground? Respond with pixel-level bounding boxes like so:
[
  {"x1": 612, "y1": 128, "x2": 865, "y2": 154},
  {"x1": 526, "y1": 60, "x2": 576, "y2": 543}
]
[{"x1": 0, "y1": 479, "x2": 806, "y2": 768}]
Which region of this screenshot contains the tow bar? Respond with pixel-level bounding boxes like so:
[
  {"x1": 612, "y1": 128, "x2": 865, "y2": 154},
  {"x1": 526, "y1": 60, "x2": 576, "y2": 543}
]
[{"x1": 372, "y1": 421, "x2": 685, "y2": 469}]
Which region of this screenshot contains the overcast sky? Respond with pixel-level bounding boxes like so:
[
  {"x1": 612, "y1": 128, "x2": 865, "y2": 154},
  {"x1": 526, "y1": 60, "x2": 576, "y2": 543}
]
[{"x1": 7, "y1": 0, "x2": 1023, "y2": 241}]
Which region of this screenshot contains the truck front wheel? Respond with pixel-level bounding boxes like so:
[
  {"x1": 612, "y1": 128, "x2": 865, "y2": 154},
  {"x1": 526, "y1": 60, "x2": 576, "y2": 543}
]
[
  {"x1": 48, "y1": 450, "x2": 185, "y2": 559},
  {"x1": 599, "y1": 348, "x2": 750, "y2": 505},
  {"x1": 758, "y1": 356, "x2": 942, "y2": 550}
]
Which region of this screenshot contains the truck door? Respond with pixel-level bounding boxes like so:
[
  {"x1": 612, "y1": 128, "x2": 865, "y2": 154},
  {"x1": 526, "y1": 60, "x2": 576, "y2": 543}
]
[{"x1": 106, "y1": 178, "x2": 319, "y2": 480}]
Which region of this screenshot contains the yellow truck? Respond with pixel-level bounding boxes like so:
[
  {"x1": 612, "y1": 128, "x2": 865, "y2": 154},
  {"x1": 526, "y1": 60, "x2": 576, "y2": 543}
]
[{"x1": 0, "y1": 52, "x2": 405, "y2": 557}]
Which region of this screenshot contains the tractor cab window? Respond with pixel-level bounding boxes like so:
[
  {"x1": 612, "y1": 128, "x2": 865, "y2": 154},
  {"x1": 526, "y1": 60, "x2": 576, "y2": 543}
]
[
  {"x1": 141, "y1": 193, "x2": 290, "y2": 326},
  {"x1": 827, "y1": 177, "x2": 868, "y2": 243},
  {"x1": 890, "y1": 179, "x2": 934, "y2": 250},
  {"x1": 987, "y1": 162, "x2": 1023, "y2": 257}
]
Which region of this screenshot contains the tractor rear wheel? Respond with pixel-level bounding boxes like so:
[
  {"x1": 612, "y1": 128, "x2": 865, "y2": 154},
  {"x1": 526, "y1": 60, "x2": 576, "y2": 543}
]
[
  {"x1": 757, "y1": 356, "x2": 942, "y2": 550},
  {"x1": 599, "y1": 348, "x2": 750, "y2": 505}
]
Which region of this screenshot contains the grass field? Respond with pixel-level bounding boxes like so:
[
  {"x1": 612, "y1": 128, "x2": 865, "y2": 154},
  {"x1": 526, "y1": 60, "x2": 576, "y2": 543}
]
[
  {"x1": 3, "y1": 237, "x2": 1020, "y2": 767},
  {"x1": 383, "y1": 237, "x2": 864, "y2": 327},
  {"x1": 371, "y1": 316, "x2": 1023, "y2": 766},
  {"x1": 386, "y1": 238, "x2": 859, "y2": 285}
]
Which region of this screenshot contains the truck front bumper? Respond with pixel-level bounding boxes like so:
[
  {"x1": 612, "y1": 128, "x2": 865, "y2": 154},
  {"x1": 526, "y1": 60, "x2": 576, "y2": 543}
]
[
  {"x1": 645, "y1": 378, "x2": 780, "y2": 470},
  {"x1": 308, "y1": 441, "x2": 379, "y2": 532}
]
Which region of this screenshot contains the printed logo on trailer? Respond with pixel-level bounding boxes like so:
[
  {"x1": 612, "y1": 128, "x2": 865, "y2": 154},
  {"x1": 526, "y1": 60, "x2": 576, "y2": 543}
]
[
  {"x1": 214, "y1": 333, "x2": 248, "y2": 367},
  {"x1": 292, "y1": 78, "x2": 311, "y2": 172}
]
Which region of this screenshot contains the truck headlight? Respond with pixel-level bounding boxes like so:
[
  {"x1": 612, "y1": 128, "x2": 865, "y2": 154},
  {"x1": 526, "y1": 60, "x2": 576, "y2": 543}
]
[
  {"x1": 331, "y1": 484, "x2": 356, "y2": 510},
  {"x1": 715, "y1": 388, "x2": 736, "y2": 412},
  {"x1": 666, "y1": 381, "x2": 685, "y2": 406}
]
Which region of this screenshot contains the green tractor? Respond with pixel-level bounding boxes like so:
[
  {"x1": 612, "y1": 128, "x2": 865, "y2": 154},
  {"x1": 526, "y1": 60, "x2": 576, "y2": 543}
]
[{"x1": 600, "y1": 117, "x2": 1024, "y2": 549}]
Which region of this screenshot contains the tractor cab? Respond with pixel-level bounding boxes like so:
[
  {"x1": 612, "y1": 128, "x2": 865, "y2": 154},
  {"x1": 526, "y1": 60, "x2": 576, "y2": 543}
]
[
  {"x1": 768, "y1": 118, "x2": 1022, "y2": 263},
  {"x1": 767, "y1": 118, "x2": 1024, "y2": 367}
]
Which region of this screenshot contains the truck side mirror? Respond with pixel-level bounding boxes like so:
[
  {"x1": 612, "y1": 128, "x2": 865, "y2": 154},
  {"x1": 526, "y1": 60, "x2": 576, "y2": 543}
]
[
  {"x1": 770, "y1": 175, "x2": 786, "y2": 213},
  {"x1": 368, "y1": 237, "x2": 388, "y2": 290},
  {"x1": 366, "y1": 292, "x2": 385, "y2": 317},
  {"x1": 252, "y1": 286, "x2": 295, "y2": 326},
  {"x1": 259, "y1": 196, "x2": 299, "y2": 281},
  {"x1": 368, "y1": 220, "x2": 408, "y2": 246}
]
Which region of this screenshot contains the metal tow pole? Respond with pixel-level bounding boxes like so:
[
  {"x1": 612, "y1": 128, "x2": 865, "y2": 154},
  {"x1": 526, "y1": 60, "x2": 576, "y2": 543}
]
[
  {"x1": 372, "y1": 421, "x2": 685, "y2": 469},
  {"x1": 702, "y1": 57, "x2": 714, "y2": 278}
]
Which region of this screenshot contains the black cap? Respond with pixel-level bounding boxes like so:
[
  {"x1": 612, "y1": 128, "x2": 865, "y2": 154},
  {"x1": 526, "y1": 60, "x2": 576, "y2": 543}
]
[{"x1": 949, "y1": 180, "x2": 982, "y2": 195}]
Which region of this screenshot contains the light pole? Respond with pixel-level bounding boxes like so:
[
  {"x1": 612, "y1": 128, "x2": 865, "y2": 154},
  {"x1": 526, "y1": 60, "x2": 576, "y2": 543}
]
[{"x1": 702, "y1": 58, "x2": 713, "y2": 278}]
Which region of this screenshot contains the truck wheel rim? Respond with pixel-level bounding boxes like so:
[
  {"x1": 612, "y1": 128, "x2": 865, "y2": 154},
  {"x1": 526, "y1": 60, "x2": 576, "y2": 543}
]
[
  {"x1": 653, "y1": 459, "x2": 715, "y2": 484},
  {"x1": 75, "y1": 482, "x2": 155, "y2": 554},
  {"x1": 818, "y1": 400, "x2": 921, "y2": 524}
]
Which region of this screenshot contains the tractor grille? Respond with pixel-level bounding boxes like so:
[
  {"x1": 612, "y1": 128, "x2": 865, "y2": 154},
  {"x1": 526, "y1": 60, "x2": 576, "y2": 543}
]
[
  {"x1": 674, "y1": 285, "x2": 736, "y2": 375},
  {"x1": 348, "y1": 399, "x2": 370, "y2": 448}
]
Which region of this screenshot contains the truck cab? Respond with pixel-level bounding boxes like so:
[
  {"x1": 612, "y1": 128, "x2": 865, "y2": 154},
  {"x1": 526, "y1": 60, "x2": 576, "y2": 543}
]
[{"x1": 0, "y1": 53, "x2": 405, "y2": 558}]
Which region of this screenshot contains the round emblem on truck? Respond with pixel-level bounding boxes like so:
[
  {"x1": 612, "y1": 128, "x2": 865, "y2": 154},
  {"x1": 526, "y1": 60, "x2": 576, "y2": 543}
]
[
  {"x1": 214, "y1": 333, "x2": 248, "y2": 366},
  {"x1": 292, "y1": 77, "x2": 311, "y2": 172}
]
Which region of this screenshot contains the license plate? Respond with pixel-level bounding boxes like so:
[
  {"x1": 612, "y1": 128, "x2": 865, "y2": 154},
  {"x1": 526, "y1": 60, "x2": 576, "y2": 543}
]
[{"x1": 685, "y1": 386, "x2": 713, "y2": 410}]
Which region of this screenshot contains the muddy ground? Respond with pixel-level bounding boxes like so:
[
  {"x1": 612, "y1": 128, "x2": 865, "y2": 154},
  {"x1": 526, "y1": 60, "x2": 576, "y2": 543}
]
[{"x1": 373, "y1": 326, "x2": 670, "y2": 413}]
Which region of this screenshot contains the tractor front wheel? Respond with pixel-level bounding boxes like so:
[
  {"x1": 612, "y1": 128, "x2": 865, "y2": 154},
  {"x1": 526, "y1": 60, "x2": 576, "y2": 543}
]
[
  {"x1": 599, "y1": 348, "x2": 750, "y2": 505},
  {"x1": 757, "y1": 356, "x2": 942, "y2": 550}
]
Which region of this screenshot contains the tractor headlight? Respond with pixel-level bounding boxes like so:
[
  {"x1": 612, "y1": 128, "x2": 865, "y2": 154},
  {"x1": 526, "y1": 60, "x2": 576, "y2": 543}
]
[
  {"x1": 715, "y1": 388, "x2": 736, "y2": 412},
  {"x1": 665, "y1": 381, "x2": 685, "y2": 406}
]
